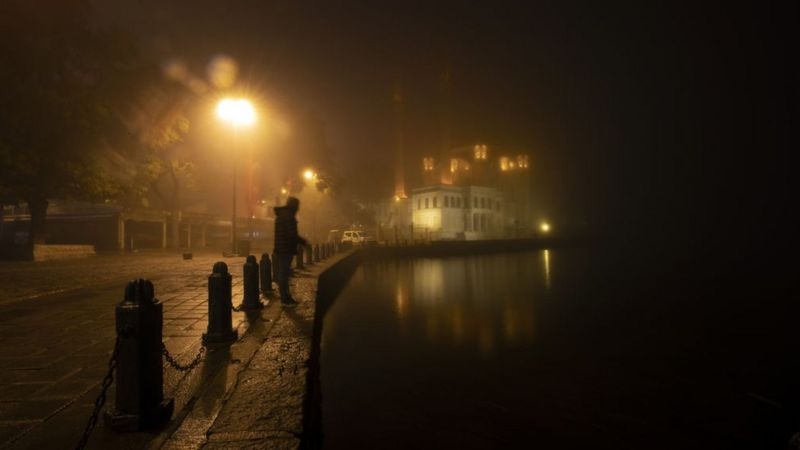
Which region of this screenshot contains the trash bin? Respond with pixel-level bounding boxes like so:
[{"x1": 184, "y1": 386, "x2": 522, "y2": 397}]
[{"x1": 236, "y1": 239, "x2": 250, "y2": 256}]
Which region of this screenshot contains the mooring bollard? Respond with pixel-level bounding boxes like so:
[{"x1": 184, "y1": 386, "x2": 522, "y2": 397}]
[
  {"x1": 202, "y1": 262, "x2": 238, "y2": 345},
  {"x1": 240, "y1": 255, "x2": 263, "y2": 310},
  {"x1": 313, "y1": 243, "x2": 320, "y2": 262},
  {"x1": 259, "y1": 253, "x2": 273, "y2": 293},
  {"x1": 271, "y1": 251, "x2": 279, "y2": 281},
  {"x1": 296, "y1": 244, "x2": 305, "y2": 270},
  {"x1": 105, "y1": 279, "x2": 174, "y2": 431}
]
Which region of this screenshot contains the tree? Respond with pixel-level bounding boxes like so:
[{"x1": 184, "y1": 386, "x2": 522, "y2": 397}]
[
  {"x1": 0, "y1": 0, "x2": 144, "y2": 244},
  {"x1": 125, "y1": 84, "x2": 194, "y2": 249}
]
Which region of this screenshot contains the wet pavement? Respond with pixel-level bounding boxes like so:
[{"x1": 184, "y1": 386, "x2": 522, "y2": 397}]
[{"x1": 0, "y1": 249, "x2": 343, "y2": 449}]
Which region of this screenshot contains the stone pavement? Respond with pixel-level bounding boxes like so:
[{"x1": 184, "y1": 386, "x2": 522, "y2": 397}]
[{"x1": 0, "y1": 248, "x2": 352, "y2": 450}]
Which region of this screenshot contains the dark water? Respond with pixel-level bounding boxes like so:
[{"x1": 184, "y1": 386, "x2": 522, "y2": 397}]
[{"x1": 319, "y1": 247, "x2": 798, "y2": 449}]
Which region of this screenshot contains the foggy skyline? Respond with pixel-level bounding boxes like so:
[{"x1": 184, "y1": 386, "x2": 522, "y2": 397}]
[{"x1": 24, "y1": 0, "x2": 796, "y2": 268}]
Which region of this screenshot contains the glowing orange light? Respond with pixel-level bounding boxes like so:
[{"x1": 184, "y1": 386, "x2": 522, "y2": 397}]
[{"x1": 216, "y1": 98, "x2": 255, "y2": 126}]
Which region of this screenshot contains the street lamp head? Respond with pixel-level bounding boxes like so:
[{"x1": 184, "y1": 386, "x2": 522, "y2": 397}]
[
  {"x1": 303, "y1": 169, "x2": 317, "y2": 180},
  {"x1": 216, "y1": 98, "x2": 256, "y2": 127}
]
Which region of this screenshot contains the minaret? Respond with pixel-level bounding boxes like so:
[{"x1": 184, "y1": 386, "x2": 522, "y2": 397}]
[
  {"x1": 393, "y1": 82, "x2": 407, "y2": 199},
  {"x1": 439, "y1": 65, "x2": 452, "y2": 185}
]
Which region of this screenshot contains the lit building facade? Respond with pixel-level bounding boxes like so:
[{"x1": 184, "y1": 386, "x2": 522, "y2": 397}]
[{"x1": 409, "y1": 143, "x2": 532, "y2": 240}]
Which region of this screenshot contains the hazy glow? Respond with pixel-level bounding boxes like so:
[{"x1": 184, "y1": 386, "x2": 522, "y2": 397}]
[
  {"x1": 207, "y1": 54, "x2": 238, "y2": 89},
  {"x1": 413, "y1": 209, "x2": 442, "y2": 230},
  {"x1": 473, "y1": 144, "x2": 488, "y2": 160},
  {"x1": 543, "y1": 249, "x2": 551, "y2": 289},
  {"x1": 423, "y1": 157, "x2": 434, "y2": 171},
  {"x1": 540, "y1": 222, "x2": 550, "y2": 233},
  {"x1": 303, "y1": 169, "x2": 317, "y2": 180},
  {"x1": 395, "y1": 282, "x2": 408, "y2": 319},
  {"x1": 216, "y1": 98, "x2": 256, "y2": 127}
]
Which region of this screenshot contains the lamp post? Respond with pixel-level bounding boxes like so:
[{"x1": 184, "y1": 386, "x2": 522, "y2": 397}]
[
  {"x1": 216, "y1": 98, "x2": 255, "y2": 255},
  {"x1": 303, "y1": 169, "x2": 319, "y2": 242}
]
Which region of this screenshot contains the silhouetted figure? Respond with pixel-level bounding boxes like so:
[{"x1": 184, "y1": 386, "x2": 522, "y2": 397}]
[{"x1": 273, "y1": 197, "x2": 307, "y2": 307}]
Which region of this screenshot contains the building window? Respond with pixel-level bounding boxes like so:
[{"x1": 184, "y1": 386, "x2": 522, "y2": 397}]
[
  {"x1": 433, "y1": 196, "x2": 438, "y2": 208},
  {"x1": 444, "y1": 196, "x2": 449, "y2": 208},
  {"x1": 473, "y1": 214, "x2": 478, "y2": 231},
  {"x1": 417, "y1": 199, "x2": 421, "y2": 210},
  {"x1": 425, "y1": 198, "x2": 429, "y2": 209},
  {"x1": 480, "y1": 198, "x2": 485, "y2": 209},
  {"x1": 473, "y1": 197, "x2": 477, "y2": 208}
]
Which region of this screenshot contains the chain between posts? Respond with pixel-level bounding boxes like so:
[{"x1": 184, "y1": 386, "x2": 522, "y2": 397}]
[
  {"x1": 75, "y1": 336, "x2": 120, "y2": 450},
  {"x1": 161, "y1": 342, "x2": 206, "y2": 372}
]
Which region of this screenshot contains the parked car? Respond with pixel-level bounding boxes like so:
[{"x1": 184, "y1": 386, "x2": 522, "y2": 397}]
[{"x1": 341, "y1": 230, "x2": 366, "y2": 245}]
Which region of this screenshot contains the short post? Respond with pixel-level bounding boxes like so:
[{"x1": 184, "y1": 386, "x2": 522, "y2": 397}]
[
  {"x1": 305, "y1": 244, "x2": 313, "y2": 265},
  {"x1": 105, "y1": 279, "x2": 174, "y2": 431},
  {"x1": 313, "y1": 243, "x2": 320, "y2": 262},
  {"x1": 271, "y1": 251, "x2": 279, "y2": 282},
  {"x1": 296, "y1": 244, "x2": 304, "y2": 270},
  {"x1": 202, "y1": 262, "x2": 238, "y2": 346},
  {"x1": 259, "y1": 253, "x2": 273, "y2": 294},
  {"x1": 240, "y1": 255, "x2": 263, "y2": 310}
]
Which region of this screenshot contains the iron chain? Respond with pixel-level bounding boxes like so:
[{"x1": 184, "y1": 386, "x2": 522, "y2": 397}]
[
  {"x1": 161, "y1": 342, "x2": 206, "y2": 372},
  {"x1": 75, "y1": 336, "x2": 119, "y2": 450}
]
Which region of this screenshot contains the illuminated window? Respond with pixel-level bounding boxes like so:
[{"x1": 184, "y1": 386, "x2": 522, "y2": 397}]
[
  {"x1": 473, "y1": 144, "x2": 488, "y2": 160},
  {"x1": 500, "y1": 156, "x2": 510, "y2": 171},
  {"x1": 423, "y1": 157, "x2": 435, "y2": 171},
  {"x1": 516, "y1": 154, "x2": 529, "y2": 169}
]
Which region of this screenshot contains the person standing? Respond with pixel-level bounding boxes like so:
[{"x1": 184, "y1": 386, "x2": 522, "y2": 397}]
[{"x1": 273, "y1": 196, "x2": 307, "y2": 307}]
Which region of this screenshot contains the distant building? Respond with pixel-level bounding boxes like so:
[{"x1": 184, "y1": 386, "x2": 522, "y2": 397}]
[{"x1": 409, "y1": 143, "x2": 532, "y2": 240}]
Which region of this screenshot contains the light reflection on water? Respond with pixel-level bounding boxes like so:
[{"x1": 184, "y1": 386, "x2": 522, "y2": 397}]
[
  {"x1": 359, "y1": 252, "x2": 551, "y2": 352},
  {"x1": 320, "y1": 250, "x2": 555, "y2": 448}
]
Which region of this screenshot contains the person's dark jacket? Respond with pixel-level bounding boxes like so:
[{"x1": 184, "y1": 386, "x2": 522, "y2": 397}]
[{"x1": 273, "y1": 205, "x2": 306, "y2": 254}]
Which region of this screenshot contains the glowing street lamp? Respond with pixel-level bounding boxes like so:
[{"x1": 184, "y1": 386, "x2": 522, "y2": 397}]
[
  {"x1": 540, "y1": 222, "x2": 551, "y2": 234},
  {"x1": 217, "y1": 98, "x2": 256, "y2": 255}
]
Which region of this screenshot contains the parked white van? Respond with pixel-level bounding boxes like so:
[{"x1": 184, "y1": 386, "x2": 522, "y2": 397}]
[{"x1": 341, "y1": 230, "x2": 366, "y2": 245}]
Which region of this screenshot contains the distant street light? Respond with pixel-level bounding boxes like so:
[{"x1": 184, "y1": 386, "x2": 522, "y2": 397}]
[
  {"x1": 217, "y1": 98, "x2": 256, "y2": 255},
  {"x1": 540, "y1": 222, "x2": 551, "y2": 233}
]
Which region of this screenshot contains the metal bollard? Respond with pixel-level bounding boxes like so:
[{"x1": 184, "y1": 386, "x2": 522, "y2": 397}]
[
  {"x1": 105, "y1": 279, "x2": 174, "y2": 431},
  {"x1": 202, "y1": 262, "x2": 238, "y2": 345},
  {"x1": 313, "y1": 244, "x2": 320, "y2": 262},
  {"x1": 296, "y1": 244, "x2": 304, "y2": 270},
  {"x1": 271, "y1": 251, "x2": 279, "y2": 282},
  {"x1": 240, "y1": 255, "x2": 263, "y2": 310},
  {"x1": 259, "y1": 253, "x2": 273, "y2": 293}
]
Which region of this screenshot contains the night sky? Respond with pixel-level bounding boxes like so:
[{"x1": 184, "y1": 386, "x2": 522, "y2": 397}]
[{"x1": 95, "y1": 1, "x2": 795, "y2": 272}]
